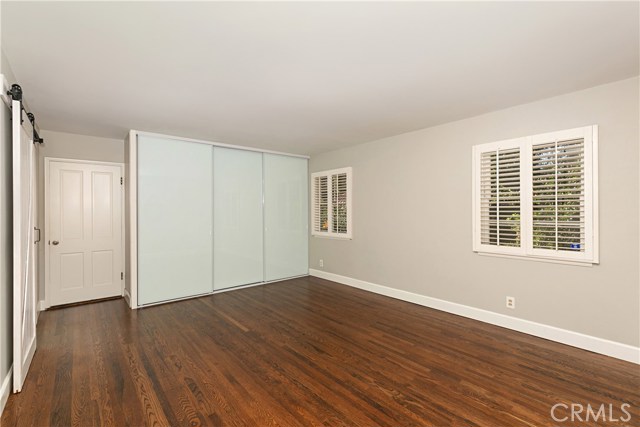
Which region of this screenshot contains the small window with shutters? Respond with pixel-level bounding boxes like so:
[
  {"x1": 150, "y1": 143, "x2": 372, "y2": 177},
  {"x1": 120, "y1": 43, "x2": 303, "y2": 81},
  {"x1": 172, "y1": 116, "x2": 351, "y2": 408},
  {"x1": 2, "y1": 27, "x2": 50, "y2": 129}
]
[
  {"x1": 311, "y1": 167, "x2": 352, "y2": 239},
  {"x1": 473, "y1": 126, "x2": 598, "y2": 264}
]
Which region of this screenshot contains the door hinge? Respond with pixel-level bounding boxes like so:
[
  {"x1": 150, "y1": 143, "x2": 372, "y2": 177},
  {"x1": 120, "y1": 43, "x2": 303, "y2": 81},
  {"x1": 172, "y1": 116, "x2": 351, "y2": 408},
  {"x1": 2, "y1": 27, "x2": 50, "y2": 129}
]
[
  {"x1": 121, "y1": 272, "x2": 124, "y2": 280},
  {"x1": 120, "y1": 177, "x2": 123, "y2": 185}
]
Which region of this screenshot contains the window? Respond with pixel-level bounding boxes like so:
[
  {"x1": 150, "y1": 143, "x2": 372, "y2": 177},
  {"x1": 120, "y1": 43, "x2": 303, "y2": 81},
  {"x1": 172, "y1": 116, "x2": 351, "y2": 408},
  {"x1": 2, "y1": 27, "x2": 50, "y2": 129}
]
[
  {"x1": 472, "y1": 126, "x2": 598, "y2": 264},
  {"x1": 311, "y1": 167, "x2": 352, "y2": 239}
]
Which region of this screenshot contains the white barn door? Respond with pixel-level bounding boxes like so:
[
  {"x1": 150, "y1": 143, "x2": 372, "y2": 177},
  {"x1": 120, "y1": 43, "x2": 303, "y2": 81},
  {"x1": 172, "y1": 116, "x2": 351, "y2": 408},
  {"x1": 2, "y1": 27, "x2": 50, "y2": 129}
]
[{"x1": 12, "y1": 99, "x2": 38, "y2": 393}]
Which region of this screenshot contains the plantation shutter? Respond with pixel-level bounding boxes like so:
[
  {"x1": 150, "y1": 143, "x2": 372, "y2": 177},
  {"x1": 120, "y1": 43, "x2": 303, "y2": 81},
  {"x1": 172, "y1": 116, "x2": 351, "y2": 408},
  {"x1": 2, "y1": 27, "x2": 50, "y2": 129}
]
[
  {"x1": 331, "y1": 172, "x2": 348, "y2": 234},
  {"x1": 479, "y1": 147, "x2": 522, "y2": 249},
  {"x1": 474, "y1": 125, "x2": 597, "y2": 264},
  {"x1": 313, "y1": 175, "x2": 328, "y2": 233},
  {"x1": 532, "y1": 138, "x2": 585, "y2": 252}
]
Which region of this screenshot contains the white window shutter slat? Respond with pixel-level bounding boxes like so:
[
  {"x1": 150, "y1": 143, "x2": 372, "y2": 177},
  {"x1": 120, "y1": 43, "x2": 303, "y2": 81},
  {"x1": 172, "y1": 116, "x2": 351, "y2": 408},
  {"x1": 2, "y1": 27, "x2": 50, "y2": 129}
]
[
  {"x1": 532, "y1": 138, "x2": 586, "y2": 253},
  {"x1": 313, "y1": 175, "x2": 328, "y2": 233},
  {"x1": 331, "y1": 173, "x2": 348, "y2": 234},
  {"x1": 478, "y1": 146, "x2": 522, "y2": 250}
]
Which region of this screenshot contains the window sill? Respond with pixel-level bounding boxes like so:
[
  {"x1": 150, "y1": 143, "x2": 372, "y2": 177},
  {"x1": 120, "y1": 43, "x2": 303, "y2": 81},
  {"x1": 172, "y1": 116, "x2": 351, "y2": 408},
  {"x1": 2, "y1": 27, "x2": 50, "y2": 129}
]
[
  {"x1": 476, "y1": 251, "x2": 596, "y2": 267},
  {"x1": 312, "y1": 234, "x2": 352, "y2": 241}
]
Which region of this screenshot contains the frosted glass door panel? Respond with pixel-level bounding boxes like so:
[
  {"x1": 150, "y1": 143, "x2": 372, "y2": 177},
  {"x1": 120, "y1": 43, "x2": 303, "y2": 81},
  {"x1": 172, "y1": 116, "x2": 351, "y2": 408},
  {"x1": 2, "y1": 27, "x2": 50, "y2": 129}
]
[
  {"x1": 264, "y1": 154, "x2": 309, "y2": 281},
  {"x1": 213, "y1": 147, "x2": 263, "y2": 289},
  {"x1": 137, "y1": 136, "x2": 213, "y2": 305}
]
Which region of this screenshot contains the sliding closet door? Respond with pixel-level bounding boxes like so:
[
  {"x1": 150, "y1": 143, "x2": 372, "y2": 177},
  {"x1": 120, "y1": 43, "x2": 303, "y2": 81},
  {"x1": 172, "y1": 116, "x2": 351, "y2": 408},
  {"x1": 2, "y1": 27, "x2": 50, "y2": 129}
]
[
  {"x1": 264, "y1": 154, "x2": 308, "y2": 281},
  {"x1": 137, "y1": 136, "x2": 213, "y2": 305},
  {"x1": 213, "y1": 147, "x2": 263, "y2": 289}
]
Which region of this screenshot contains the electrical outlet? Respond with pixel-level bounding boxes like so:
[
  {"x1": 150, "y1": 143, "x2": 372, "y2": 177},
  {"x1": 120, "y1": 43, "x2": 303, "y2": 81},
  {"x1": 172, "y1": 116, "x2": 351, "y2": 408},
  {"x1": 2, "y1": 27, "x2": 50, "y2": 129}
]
[
  {"x1": 319, "y1": 259, "x2": 324, "y2": 268},
  {"x1": 506, "y1": 296, "x2": 515, "y2": 309}
]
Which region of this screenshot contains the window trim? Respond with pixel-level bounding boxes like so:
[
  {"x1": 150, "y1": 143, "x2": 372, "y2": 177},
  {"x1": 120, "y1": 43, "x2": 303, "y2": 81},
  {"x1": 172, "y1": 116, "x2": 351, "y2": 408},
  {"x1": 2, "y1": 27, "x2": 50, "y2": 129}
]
[
  {"x1": 472, "y1": 125, "x2": 599, "y2": 265},
  {"x1": 311, "y1": 167, "x2": 353, "y2": 239}
]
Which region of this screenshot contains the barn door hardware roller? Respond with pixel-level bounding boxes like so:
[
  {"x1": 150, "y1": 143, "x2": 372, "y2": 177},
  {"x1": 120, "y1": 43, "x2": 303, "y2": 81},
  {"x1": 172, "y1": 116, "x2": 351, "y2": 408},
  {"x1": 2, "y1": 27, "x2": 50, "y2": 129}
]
[
  {"x1": 6, "y1": 83, "x2": 44, "y2": 144},
  {"x1": 7, "y1": 83, "x2": 22, "y2": 101}
]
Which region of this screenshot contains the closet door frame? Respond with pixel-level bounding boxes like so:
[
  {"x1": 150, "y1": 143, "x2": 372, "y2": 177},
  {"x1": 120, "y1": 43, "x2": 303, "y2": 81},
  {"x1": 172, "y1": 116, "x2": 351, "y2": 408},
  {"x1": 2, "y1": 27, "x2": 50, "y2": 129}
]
[{"x1": 124, "y1": 130, "x2": 309, "y2": 309}]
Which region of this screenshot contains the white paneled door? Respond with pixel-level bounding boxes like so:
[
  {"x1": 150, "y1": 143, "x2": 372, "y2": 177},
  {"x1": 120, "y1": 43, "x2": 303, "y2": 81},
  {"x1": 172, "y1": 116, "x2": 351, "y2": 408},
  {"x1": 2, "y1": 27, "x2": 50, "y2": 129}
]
[{"x1": 47, "y1": 160, "x2": 123, "y2": 307}]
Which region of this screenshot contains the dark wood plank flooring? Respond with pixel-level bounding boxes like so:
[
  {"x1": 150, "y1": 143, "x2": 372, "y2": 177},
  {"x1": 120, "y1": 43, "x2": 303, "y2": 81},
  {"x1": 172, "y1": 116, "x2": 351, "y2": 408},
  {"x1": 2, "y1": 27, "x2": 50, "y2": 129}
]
[{"x1": 2, "y1": 276, "x2": 638, "y2": 426}]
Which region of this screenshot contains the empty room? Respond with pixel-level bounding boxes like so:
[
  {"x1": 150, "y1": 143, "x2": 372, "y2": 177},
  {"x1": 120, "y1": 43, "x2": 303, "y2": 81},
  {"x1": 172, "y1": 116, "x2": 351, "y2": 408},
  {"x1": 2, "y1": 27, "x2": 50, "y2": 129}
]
[{"x1": 0, "y1": 1, "x2": 638, "y2": 426}]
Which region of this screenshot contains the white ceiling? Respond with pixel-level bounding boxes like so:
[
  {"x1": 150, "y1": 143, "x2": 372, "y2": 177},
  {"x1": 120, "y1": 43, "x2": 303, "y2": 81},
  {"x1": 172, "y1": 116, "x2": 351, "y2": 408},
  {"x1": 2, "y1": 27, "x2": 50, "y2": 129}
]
[{"x1": 2, "y1": 2, "x2": 638, "y2": 155}]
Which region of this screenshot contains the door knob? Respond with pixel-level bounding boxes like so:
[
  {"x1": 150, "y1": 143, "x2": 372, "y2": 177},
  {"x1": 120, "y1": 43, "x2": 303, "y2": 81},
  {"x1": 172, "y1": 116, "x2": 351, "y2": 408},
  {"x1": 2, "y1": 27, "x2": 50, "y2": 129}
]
[{"x1": 52, "y1": 240, "x2": 59, "y2": 245}]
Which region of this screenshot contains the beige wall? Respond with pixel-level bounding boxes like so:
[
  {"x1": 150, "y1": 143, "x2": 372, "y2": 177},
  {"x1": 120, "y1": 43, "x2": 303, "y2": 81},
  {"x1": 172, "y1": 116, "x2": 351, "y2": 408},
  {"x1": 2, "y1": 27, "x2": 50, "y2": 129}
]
[
  {"x1": 310, "y1": 77, "x2": 640, "y2": 347},
  {"x1": 36, "y1": 130, "x2": 124, "y2": 301}
]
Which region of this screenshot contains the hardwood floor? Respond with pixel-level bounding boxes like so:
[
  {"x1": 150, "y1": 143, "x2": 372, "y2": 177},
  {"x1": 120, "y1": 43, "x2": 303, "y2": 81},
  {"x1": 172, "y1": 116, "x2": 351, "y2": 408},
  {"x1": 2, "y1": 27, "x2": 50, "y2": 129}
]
[{"x1": 2, "y1": 276, "x2": 638, "y2": 426}]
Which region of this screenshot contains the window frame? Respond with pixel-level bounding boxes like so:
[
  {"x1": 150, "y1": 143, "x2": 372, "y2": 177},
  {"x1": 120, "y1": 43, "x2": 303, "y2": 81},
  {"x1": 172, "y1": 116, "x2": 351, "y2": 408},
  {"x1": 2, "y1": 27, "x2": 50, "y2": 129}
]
[
  {"x1": 311, "y1": 167, "x2": 353, "y2": 239},
  {"x1": 472, "y1": 125, "x2": 599, "y2": 265}
]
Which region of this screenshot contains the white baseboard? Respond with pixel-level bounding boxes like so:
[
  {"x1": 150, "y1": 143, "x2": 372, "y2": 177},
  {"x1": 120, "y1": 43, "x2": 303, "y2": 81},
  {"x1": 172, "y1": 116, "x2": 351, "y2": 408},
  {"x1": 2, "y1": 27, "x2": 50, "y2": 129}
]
[
  {"x1": 123, "y1": 288, "x2": 132, "y2": 308},
  {"x1": 0, "y1": 366, "x2": 12, "y2": 416},
  {"x1": 36, "y1": 300, "x2": 45, "y2": 323},
  {"x1": 309, "y1": 269, "x2": 640, "y2": 364}
]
